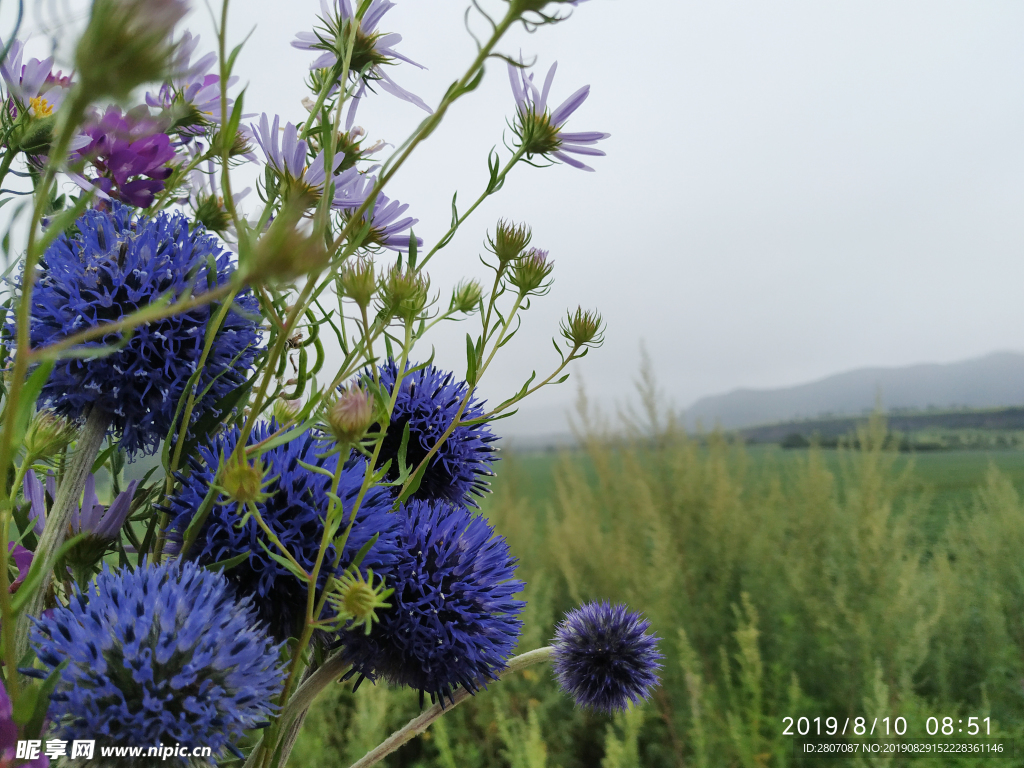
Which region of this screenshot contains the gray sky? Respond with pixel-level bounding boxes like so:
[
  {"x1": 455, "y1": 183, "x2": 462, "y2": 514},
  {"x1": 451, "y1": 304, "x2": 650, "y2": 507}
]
[{"x1": 6, "y1": 0, "x2": 1024, "y2": 435}]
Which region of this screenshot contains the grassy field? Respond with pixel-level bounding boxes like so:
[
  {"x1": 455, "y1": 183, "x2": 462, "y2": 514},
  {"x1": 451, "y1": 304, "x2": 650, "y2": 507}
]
[{"x1": 294, "y1": 414, "x2": 1024, "y2": 768}]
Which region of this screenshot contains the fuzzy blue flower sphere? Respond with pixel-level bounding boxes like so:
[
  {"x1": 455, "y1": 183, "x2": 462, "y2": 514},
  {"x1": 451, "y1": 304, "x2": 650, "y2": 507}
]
[
  {"x1": 8, "y1": 202, "x2": 262, "y2": 458},
  {"x1": 363, "y1": 361, "x2": 499, "y2": 507},
  {"x1": 340, "y1": 498, "x2": 524, "y2": 705},
  {"x1": 168, "y1": 421, "x2": 400, "y2": 642},
  {"x1": 551, "y1": 601, "x2": 663, "y2": 713},
  {"x1": 30, "y1": 561, "x2": 284, "y2": 758}
]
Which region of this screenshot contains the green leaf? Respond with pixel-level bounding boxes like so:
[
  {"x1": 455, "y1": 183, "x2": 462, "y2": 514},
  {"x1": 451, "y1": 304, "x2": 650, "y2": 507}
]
[
  {"x1": 179, "y1": 484, "x2": 219, "y2": 558},
  {"x1": 466, "y1": 333, "x2": 478, "y2": 384},
  {"x1": 19, "y1": 661, "x2": 66, "y2": 734},
  {"x1": 257, "y1": 539, "x2": 308, "y2": 580},
  {"x1": 223, "y1": 87, "x2": 247, "y2": 151},
  {"x1": 205, "y1": 551, "x2": 250, "y2": 573},
  {"x1": 348, "y1": 533, "x2": 380, "y2": 571}
]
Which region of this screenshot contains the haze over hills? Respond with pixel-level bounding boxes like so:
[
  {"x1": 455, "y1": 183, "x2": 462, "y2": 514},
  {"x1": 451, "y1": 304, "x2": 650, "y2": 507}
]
[{"x1": 683, "y1": 352, "x2": 1024, "y2": 431}]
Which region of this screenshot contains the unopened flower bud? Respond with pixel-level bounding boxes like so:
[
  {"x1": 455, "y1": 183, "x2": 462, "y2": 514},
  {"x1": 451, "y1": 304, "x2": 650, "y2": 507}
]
[
  {"x1": 487, "y1": 220, "x2": 532, "y2": 265},
  {"x1": 339, "y1": 258, "x2": 377, "y2": 309},
  {"x1": 251, "y1": 197, "x2": 328, "y2": 282},
  {"x1": 508, "y1": 248, "x2": 554, "y2": 295},
  {"x1": 76, "y1": 0, "x2": 190, "y2": 101},
  {"x1": 561, "y1": 307, "x2": 605, "y2": 349},
  {"x1": 193, "y1": 193, "x2": 232, "y2": 235},
  {"x1": 24, "y1": 410, "x2": 78, "y2": 460},
  {"x1": 327, "y1": 387, "x2": 374, "y2": 444},
  {"x1": 450, "y1": 279, "x2": 484, "y2": 314},
  {"x1": 219, "y1": 456, "x2": 266, "y2": 505},
  {"x1": 378, "y1": 265, "x2": 430, "y2": 323},
  {"x1": 273, "y1": 398, "x2": 303, "y2": 426},
  {"x1": 328, "y1": 570, "x2": 392, "y2": 635}
]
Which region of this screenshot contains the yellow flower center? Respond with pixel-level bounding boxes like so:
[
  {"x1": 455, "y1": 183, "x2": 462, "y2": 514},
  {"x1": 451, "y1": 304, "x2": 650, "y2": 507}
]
[{"x1": 28, "y1": 97, "x2": 53, "y2": 118}]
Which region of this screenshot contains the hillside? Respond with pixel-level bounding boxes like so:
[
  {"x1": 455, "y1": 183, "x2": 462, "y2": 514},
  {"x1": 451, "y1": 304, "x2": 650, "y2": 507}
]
[{"x1": 684, "y1": 351, "x2": 1024, "y2": 430}]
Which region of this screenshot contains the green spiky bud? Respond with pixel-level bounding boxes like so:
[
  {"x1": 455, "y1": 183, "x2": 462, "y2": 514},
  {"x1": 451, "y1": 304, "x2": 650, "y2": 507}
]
[
  {"x1": 326, "y1": 569, "x2": 392, "y2": 635},
  {"x1": 339, "y1": 258, "x2": 377, "y2": 309},
  {"x1": 219, "y1": 456, "x2": 267, "y2": 505},
  {"x1": 508, "y1": 247, "x2": 554, "y2": 295},
  {"x1": 75, "y1": 0, "x2": 188, "y2": 101},
  {"x1": 378, "y1": 265, "x2": 430, "y2": 323},
  {"x1": 561, "y1": 307, "x2": 605, "y2": 349},
  {"x1": 326, "y1": 387, "x2": 374, "y2": 445},
  {"x1": 487, "y1": 219, "x2": 532, "y2": 265},
  {"x1": 273, "y1": 398, "x2": 303, "y2": 427},
  {"x1": 24, "y1": 410, "x2": 78, "y2": 461},
  {"x1": 251, "y1": 197, "x2": 328, "y2": 281},
  {"x1": 450, "y1": 279, "x2": 484, "y2": 314}
]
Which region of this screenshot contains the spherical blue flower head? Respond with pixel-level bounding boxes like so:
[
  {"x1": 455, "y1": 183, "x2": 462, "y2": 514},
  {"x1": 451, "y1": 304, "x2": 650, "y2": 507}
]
[
  {"x1": 168, "y1": 420, "x2": 400, "y2": 642},
  {"x1": 363, "y1": 360, "x2": 499, "y2": 507},
  {"x1": 340, "y1": 498, "x2": 525, "y2": 706},
  {"x1": 7, "y1": 202, "x2": 262, "y2": 459},
  {"x1": 30, "y1": 560, "x2": 284, "y2": 759},
  {"x1": 551, "y1": 601, "x2": 663, "y2": 713}
]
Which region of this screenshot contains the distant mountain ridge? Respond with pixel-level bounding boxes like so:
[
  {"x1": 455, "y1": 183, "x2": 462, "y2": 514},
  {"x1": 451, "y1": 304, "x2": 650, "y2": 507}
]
[{"x1": 684, "y1": 352, "x2": 1024, "y2": 431}]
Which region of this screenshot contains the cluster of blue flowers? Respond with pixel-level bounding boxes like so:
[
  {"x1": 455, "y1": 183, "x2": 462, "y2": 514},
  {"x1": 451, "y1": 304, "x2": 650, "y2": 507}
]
[{"x1": 0, "y1": 0, "x2": 661, "y2": 763}]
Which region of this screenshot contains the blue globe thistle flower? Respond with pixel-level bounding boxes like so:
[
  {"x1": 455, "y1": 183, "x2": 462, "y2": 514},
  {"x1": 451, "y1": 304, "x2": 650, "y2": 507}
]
[
  {"x1": 168, "y1": 420, "x2": 400, "y2": 642},
  {"x1": 340, "y1": 498, "x2": 525, "y2": 706},
  {"x1": 29, "y1": 560, "x2": 284, "y2": 759},
  {"x1": 363, "y1": 361, "x2": 498, "y2": 507},
  {"x1": 551, "y1": 601, "x2": 663, "y2": 713},
  {"x1": 7, "y1": 202, "x2": 262, "y2": 459}
]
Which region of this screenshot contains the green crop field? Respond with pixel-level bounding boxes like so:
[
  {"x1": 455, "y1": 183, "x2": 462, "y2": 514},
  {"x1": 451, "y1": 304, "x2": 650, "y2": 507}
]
[{"x1": 296, "y1": 415, "x2": 1024, "y2": 768}]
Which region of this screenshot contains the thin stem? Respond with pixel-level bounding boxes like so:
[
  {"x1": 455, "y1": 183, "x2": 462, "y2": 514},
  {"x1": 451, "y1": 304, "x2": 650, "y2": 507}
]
[
  {"x1": 347, "y1": 647, "x2": 554, "y2": 768},
  {"x1": 154, "y1": 287, "x2": 241, "y2": 562},
  {"x1": 417, "y1": 147, "x2": 526, "y2": 273}
]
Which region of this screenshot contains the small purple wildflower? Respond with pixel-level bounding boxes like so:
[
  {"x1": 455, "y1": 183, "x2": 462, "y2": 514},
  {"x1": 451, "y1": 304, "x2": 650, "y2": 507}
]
[
  {"x1": 29, "y1": 561, "x2": 284, "y2": 758},
  {"x1": 146, "y1": 32, "x2": 240, "y2": 138},
  {"x1": 71, "y1": 105, "x2": 177, "y2": 208},
  {"x1": 24, "y1": 471, "x2": 138, "y2": 540},
  {"x1": 252, "y1": 112, "x2": 366, "y2": 209},
  {"x1": 292, "y1": 0, "x2": 430, "y2": 112},
  {"x1": 0, "y1": 39, "x2": 72, "y2": 120},
  {"x1": 343, "y1": 178, "x2": 421, "y2": 252},
  {"x1": 551, "y1": 601, "x2": 663, "y2": 713},
  {"x1": 508, "y1": 58, "x2": 609, "y2": 172}
]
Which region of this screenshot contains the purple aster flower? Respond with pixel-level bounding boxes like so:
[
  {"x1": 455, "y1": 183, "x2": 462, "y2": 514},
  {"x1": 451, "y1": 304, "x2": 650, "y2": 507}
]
[
  {"x1": 252, "y1": 112, "x2": 366, "y2": 209},
  {"x1": 292, "y1": 0, "x2": 430, "y2": 112},
  {"x1": 339, "y1": 498, "x2": 524, "y2": 706},
  {"x1": 167, "y1": 420, "x2": 400, "y2": 642},
  {"x1": 0, "y1": 39, "x2": 72, "y2": 119},
  {"x1": 70, "y1": 104, "x2": 177, "y2": 208},
  {"x1": 146, "y1": 32, "x2": 240, "y2": 138},
  {"x1": 29, "y1": 561, "x2": 284, "y2": 758},
  {"x1": 24, "y1": 471, "x2": 138, "y2": 540},
  {"x1": 508, "y1": 58, "x2": 609, "y2": 172},
  {"x1": 341, "y1": 178, "x2": 421, "y2": 252},
  {"x1": 7, "y1": 542, "x2": 34, "y2": 595},
  {"x1": 361, "y1": 360, "x2": 498, "y2": 507},
  {"x1": 5, "y1": 202, "x2": 263, "y2": 459},
  {"x1": 551, "y1": 601, "x2": 663, "y2": 713}
]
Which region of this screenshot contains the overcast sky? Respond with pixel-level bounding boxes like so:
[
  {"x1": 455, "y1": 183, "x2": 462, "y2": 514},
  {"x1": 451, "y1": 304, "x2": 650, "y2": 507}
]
[{"x1": 6, "y1": 0, "x2": 1024, "y2": 435}]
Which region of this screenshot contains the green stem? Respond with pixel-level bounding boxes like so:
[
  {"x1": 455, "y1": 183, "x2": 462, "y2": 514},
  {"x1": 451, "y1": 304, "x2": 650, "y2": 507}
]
[
  {"x1": 347, "y1": 647, "x2": 554, "y2": 768},
  {"x1": 154, "y1": 288, "x2": 240, "y2": 562},
  {"x1": 417, "y1": 146, "x2": 526, "y2": 273},
  {"x1": 13, "y1": 407, "x2": 111, "y2": 662}
]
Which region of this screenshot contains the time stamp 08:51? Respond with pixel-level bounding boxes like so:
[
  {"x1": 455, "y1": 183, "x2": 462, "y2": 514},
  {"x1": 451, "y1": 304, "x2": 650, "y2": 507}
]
[{"x1": 783, "y1": 716, "x2": 993, "y2": 737}]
